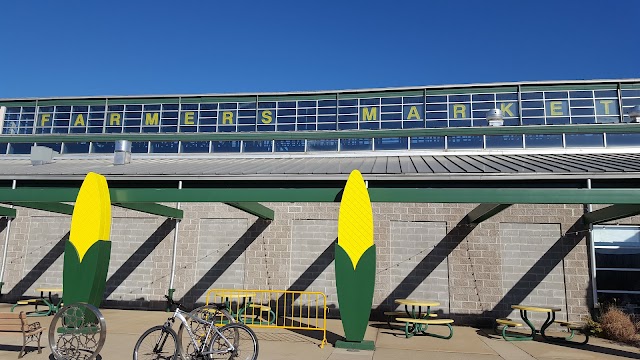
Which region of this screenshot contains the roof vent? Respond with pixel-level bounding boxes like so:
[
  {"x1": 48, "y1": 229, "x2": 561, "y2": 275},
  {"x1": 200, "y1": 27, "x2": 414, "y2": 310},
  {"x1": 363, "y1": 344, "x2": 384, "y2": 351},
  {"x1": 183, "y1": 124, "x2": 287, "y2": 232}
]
[
  {"x1": 629, "y1": 106, "x2": 640, "y2": 123},
  {"x1": 486, "y1": 109, "x2": 504, "y2": 126},
  {"x1": 30, "y1": 145, "x2": 58, "y2": 165},
  {"x1": 114, "y1": 140, "x2": 131, "y2": 165}
]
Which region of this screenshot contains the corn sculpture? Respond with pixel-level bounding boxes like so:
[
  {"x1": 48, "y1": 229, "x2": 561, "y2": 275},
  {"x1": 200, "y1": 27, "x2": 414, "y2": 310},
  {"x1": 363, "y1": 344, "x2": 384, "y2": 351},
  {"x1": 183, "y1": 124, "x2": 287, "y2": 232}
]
[
  {"x1": 335, "y1": 170, "x2": 376, "y2": 350},
  {"x1": 63, "y1": 172, "x2": 112, "y2": 308}
]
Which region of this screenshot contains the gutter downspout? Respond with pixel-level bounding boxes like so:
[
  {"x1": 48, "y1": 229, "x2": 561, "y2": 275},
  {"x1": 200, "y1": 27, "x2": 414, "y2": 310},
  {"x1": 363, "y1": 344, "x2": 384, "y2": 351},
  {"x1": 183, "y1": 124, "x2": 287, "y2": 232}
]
[
  {"x1": 0, "y1": 180, "x2": 17, "y2": 294},
  {"x1": 167, "y1": 180, "x2": 182, "y2": 306}
]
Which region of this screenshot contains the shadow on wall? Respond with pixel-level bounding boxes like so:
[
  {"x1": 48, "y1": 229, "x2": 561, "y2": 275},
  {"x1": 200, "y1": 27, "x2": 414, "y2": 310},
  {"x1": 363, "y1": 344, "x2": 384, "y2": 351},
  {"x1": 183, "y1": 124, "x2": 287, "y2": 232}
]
[
  {"x1": 3, "y1": 233, "x2": 69, "y2": 301},
  {"x1": 104, "y1": 218, "x2": 176, "y2": 298},
  {"x1": 180, "y1": 218, "x2": 271, "y2": 306}
]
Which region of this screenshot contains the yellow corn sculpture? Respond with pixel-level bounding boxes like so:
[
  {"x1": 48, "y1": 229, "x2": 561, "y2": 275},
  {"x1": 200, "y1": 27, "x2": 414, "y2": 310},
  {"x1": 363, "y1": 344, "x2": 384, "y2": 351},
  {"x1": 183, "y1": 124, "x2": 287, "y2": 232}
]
[
  {"x1": 63, "y1": 172, "x2": 112, "y2": 308},
  {"x1": 335, "y1": 170, "x2": 376, "y2": 349}
]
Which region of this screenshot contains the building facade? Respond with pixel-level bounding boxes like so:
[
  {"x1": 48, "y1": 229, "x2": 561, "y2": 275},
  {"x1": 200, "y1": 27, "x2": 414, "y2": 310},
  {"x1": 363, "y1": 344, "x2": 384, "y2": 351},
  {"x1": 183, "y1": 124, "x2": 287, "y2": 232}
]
[{"x1": 1, "y1": 79, "x2": 640, "y2": 325}]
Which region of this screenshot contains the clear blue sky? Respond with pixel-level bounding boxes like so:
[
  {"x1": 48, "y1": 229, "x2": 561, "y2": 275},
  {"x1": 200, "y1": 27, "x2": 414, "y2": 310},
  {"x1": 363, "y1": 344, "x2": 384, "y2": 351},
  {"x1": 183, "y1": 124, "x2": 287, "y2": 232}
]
[{"x1": 1, "y1": 0, "x2": 638, "y2": 98}]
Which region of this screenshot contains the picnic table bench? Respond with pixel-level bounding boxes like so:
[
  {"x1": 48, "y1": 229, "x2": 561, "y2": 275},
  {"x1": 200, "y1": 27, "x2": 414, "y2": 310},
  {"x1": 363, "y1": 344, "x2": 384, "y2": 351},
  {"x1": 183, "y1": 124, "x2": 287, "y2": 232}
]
[
  {"x1": 496, "y1": 305, "x2": 588, "y2": 344},
  {"x1": 394, "y1": 299, "x2": 454, "y2": 339},
  {"x1": 0, "y1": 312, "x2": 45, "y2": 358}
]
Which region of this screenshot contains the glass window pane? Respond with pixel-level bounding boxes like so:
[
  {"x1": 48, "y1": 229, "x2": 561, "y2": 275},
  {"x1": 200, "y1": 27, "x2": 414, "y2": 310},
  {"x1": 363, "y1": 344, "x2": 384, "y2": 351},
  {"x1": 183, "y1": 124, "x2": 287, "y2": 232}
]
[
  {"x1": 243, "y1": 140, "x2": 272, "y2": 152},
  {"x1": 525, "y1": 134, "x2": 562, "y2": 147},
  {"x1": 92, "y1": 142, "x2": 115, "y2": 153},
  {"x1": 212, "y1": 141, "x2": 240, "y2": 152},
  {"x1": 565, "y1": 133, "x2": 603, "y2": 147},
  {"x1": 447, "y1": 135, "x2": 482, "y2": 149},
  {"x1": 181, "y1": 141, "x2": 209, "y2": 153},
  {"x1": 275, "y1": 140, "x2": 305, "y2": 152},
  {"x1": 340, "y1": 138, "x2": 372, "y2": 151},
  {"x1": 9, "y1": 143, "x2": 33, "y2": 154},
  {"x1": 150, "y1": 141, "x2": 179, "y2": 153},
  {"x1": 486, "y1": 135, "x2": 523, "y2": 148},
  {"x1": 307, "y1": 139, "x2": 338, "y2": 151},
  {"x1": 411, "y1": 136, "x2": 444, "y2": 149},
  {"x1": 607, "y1": 133, "x2": 640, "y2": 146},
  {"x1": 374, "y1": 137, "x2": 408, "y2": 150},
  {"x1": 63, "y1": 142, "x2": 90, "y2": 154}
]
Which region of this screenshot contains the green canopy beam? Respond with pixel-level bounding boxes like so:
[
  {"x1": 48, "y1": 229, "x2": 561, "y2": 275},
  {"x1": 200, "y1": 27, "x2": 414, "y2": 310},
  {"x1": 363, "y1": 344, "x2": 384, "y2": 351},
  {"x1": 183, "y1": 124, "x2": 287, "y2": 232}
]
[
  {"x1": 225, "y1": 202, "x2": 274, "y2": 220},
  {"x1": 583, "y1": 204, "x2": 640, "y2": 225},
  {"x1": 9, "y1": 202, "x2": 74, "y2": 215},
  {"x1": 114, "y1": 203, "x2": 184, "y2": 219},
  {"x1": 464, "y1": 204, "x2": 512, "y2": 225},
  {"x1": 0, "y1": 205, "x2": 16, "y2": 218},
  {"x1": 2, "y1": 187, "x2": 640, "y2": 205}
]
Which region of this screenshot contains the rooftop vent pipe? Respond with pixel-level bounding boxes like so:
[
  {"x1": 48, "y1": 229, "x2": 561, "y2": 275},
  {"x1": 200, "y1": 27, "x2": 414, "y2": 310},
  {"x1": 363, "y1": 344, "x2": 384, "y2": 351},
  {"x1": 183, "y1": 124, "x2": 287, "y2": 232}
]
[
  {"x1": 486, "y1": 109, "x2": 504, "y2": 126},
  {"x1": 30, "y1": 145, "x2": 58, "y2": 165},
  {"x1": 114, "y1": 140, "x2": 132, "y2": 165},
  {"x1": 629, "y1": 106, "x2": 640, "y2": 123}
]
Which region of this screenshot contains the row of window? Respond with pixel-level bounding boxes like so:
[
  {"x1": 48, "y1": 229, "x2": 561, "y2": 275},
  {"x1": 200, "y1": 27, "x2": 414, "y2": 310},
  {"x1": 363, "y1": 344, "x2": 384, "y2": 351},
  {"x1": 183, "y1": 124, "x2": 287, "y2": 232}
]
[
  {"x1": 593, "y1": 226, "x2": 640, "y2": 313},
  {"x1": 2, "y1": 133, "x2": 640, "y2": 155},
  {"x1": 2, "y1": 89, "x2": 639, "y2": 134}
]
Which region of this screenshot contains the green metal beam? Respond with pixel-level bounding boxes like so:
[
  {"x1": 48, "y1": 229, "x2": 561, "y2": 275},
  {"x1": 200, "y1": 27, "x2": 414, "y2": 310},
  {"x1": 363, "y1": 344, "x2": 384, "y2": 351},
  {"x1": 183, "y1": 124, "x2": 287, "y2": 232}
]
[
  {"x1": 9, "y1": 202, "x2": 74, "y2": 215},
  {"x1": 2, "y1": 187, "x2": 640, "y2": 205},
  {"x1": 583, "y1": 204, "x2": 640, "y2": 225},
  {"x1": 464, "y1": 204, "x2": 512, "y2": 225},
  {"x1": 114, "y1": 203, "x2": 183, "y2": 219},
  {"x1": 2, "y1": 123, "x2": 640, "y2": 143},
  {"x1": 225, "y1": 202, "x2": 274, "y2": 220},
  {"x1": 0, "y1": 205, "x2": 16, "y2": 218}
]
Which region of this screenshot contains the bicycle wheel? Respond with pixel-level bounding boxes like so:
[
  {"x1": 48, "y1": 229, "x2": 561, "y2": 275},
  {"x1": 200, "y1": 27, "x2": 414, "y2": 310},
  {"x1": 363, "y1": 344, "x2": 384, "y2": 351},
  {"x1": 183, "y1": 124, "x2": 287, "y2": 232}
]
[
  {"x1": 177, "y1": 305, "x2": 235, "y2": 359},
  {"x1": 133, "y1": 325, "x2": 178, "y2": 360},
  {"x1": 209, "y1": 323, "x2": 258, "y2": 360}
]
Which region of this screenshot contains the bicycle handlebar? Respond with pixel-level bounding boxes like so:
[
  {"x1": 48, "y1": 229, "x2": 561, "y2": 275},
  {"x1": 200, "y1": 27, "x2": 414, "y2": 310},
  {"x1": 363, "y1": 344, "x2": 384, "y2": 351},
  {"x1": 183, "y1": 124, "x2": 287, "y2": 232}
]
[{"x1": 164, "y1": 295, "x2": 186, "y2": 311}]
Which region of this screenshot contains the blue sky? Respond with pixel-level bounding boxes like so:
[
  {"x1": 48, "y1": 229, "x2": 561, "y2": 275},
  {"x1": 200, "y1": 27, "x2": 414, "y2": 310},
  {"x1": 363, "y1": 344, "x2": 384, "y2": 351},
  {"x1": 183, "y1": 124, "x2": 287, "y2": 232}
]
[{"x1": 1, "y1": 0, "x2": 638, "y2": 98}]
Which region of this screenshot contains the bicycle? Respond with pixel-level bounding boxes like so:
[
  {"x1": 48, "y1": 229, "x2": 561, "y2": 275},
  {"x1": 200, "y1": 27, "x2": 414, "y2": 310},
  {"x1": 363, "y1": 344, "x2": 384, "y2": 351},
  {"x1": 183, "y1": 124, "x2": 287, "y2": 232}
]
[{"x1": 133, "y1": 295, "x2": 258, "y2": 360}]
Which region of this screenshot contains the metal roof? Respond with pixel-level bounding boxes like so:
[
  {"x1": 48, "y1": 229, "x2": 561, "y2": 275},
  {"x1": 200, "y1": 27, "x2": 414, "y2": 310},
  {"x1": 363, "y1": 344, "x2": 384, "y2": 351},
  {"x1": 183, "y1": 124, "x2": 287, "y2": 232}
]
[
  {"x1": 2, "y1": 152, "x2": 640, "y2": 181},
  {"x1": 1, "y1": 78, "x2": 638, "y2": 102}
]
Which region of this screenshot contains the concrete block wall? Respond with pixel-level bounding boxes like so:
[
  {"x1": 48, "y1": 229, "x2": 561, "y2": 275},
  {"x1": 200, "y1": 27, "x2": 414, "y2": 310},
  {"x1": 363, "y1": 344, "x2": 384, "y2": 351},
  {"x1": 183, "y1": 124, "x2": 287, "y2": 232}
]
[{"x1": 0, "y1": 202, "x2": 592, "y2": 325}]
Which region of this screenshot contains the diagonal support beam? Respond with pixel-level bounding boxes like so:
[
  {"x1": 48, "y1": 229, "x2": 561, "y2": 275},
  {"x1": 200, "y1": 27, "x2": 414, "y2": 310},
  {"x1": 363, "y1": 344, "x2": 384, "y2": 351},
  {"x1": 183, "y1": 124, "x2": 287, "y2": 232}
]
[
  {"x1": 10, "y1": 202, "x2": 74, "y2": 215},
  {"x1": 464, "y1": 203, "x2": 512, "y2": 225},
  {"x1": 114, "y1": 203, "x2": 183, "y2": 219},
  {"x1": 0, "y1": 205, "x2": 16, "y2": 218},
  {"x1": 583, "y1": 204, "x2": 640, "y2": 225},
  {"x1": 225, "y1": 202, "x2": 274, "y2": 220}
]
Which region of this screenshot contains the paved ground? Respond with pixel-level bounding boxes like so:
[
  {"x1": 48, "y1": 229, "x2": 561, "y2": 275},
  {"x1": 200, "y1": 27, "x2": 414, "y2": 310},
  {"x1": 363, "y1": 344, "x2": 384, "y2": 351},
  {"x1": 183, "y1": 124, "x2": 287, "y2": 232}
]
[{"x1": 1, "y1": 304, "x2": 639, "y2": 359}]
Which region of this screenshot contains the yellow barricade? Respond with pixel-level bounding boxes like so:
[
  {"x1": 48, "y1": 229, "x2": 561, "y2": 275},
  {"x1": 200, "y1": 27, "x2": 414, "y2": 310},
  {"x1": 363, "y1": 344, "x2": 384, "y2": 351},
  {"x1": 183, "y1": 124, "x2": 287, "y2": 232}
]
[{"x1": 205, "y1": 289, "x2": 328, "y2": 348}]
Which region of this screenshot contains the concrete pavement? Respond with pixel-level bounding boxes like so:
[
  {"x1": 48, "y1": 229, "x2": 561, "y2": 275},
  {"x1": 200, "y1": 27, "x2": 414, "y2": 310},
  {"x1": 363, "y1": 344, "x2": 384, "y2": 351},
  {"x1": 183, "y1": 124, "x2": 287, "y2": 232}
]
[{"x1": 1, "y1": 305, "x2": 639, "y2": 359}]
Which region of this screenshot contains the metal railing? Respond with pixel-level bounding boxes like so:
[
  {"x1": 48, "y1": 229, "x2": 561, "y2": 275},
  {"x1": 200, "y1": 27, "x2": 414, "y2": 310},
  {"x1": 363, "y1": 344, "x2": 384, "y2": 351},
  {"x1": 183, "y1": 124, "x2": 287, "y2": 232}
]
[{"x1": 205, "y1": 289, "x2": 328, "y2": 348}]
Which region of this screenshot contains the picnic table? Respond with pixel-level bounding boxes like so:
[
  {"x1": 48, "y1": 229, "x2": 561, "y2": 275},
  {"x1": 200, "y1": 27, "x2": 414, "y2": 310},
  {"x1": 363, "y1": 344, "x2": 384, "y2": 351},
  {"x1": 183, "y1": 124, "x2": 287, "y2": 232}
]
[
  {"x1": 393, "y1": 299, "x2": 454, "y2": 339},
  {"x1": 11, "y1": 287, "x2": 63, "y2": 317},
  {"x1": 496, "y1": 304, "x2": 588, "y2": 343}
]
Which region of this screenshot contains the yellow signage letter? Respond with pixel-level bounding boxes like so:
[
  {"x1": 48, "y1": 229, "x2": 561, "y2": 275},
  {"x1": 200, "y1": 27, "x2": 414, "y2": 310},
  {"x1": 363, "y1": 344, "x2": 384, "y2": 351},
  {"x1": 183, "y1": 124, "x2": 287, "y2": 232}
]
[
  {"x1": 145, "y1": 113, "x2": 159, "y2": 125},
  {"x1": 362, "y1": 107, "x2": 377, "y2": 121},
  {"x1": 109, "y1": 113, "x2": 121, "y2": 125},
  {"x1": 73, "y1": 114, "x2": 85, "y2": 126},
  {"x1": 407, "y1": 106, "x2": 421, "y2": 120},
  {"x1": 453, "y1": 104, "x2": 466, "y2": 118},
  {"x1": 550, "y1": 101, "x2": 563, "y2": 116},
  {"x1": 261, "y1": 110, "x2": 272, "y2": 124},
  {"x1": 500, "y1": 103, "x2": 515, "y2": 117},
  {"x1": 222, "y1": 111, "x2": 234, "y2": 124},
  {"x1": 599, "y1": 100, "x2": 613, "y2": 115},
  {"x1": 184, "y1": 112, "x2": 195, "y2": 125},
  {"x1": 40, "y1": 113, "x2": 51, "y2": 126}
]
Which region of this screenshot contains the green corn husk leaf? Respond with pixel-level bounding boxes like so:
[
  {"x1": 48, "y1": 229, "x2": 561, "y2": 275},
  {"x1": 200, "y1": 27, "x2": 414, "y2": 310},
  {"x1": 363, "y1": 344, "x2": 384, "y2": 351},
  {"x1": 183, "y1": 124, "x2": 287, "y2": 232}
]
[
  {"x1": 63, "y1": 240, "x2": 111, "y2": 308},
  {"x1": 335, "y1": 243, "x2": 376, "y2": 342}
]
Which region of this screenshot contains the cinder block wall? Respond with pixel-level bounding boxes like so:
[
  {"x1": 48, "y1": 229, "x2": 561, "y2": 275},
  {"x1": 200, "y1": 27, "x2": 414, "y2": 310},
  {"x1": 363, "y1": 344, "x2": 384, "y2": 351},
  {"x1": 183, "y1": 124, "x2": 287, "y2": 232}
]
[{"x1": 0, "y1": 202, "x2": 592, "y2": 326}]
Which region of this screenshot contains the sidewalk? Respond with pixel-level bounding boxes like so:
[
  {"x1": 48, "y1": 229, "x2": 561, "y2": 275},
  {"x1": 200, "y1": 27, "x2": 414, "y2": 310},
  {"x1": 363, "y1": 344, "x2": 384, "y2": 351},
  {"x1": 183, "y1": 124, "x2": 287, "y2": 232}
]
[{"x1": 1, "y1": 305, "x2": 639, "y2": 360}]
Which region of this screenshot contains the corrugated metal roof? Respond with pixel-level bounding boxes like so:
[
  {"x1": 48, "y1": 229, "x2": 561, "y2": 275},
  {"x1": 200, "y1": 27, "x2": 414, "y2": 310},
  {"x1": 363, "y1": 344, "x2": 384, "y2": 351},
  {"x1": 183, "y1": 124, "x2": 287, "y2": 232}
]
[{"x1": 2, "y1": 152, "x2": 640, "y2": 181}]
